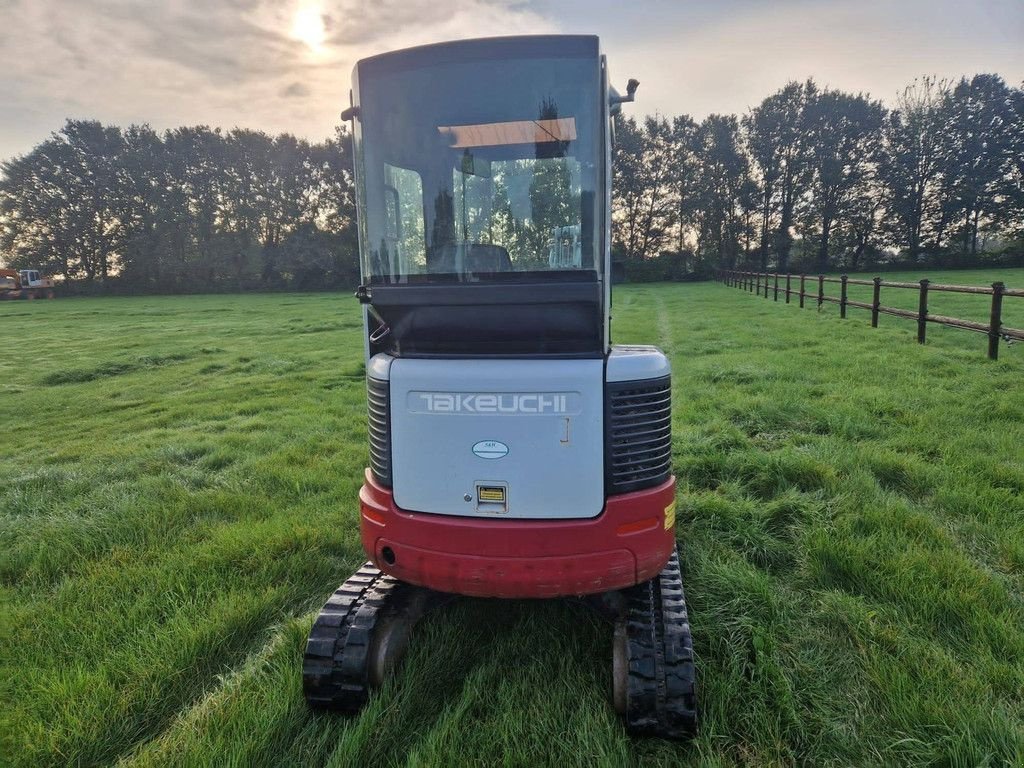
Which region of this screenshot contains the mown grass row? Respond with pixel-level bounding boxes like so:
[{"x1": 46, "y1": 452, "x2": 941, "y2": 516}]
[{"x1": 2, "y1": 273, "x2": 1022, "y2": 766}]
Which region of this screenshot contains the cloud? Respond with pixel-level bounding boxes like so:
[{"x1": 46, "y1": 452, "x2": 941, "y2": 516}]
[
  {"x1": 598, "y1": 0, "x2": 1024, "y2": 121},
  {"x1": 0, "y1": 0, "x2": 554, "y2": 159},
  {"x1": 281, "y1": 81, "x2": 311, "y2": 98},
  {"x1": 0, "y1": 0, "x2": 1020, "y2": 160},
  {"x1": 323, "y1": 1, "x2": 464, "y2": 47}
]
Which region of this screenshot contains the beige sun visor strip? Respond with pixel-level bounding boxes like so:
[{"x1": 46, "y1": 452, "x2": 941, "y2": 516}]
[{"x1": 438, "y1": 117, "x2": 577, "y2": 148}]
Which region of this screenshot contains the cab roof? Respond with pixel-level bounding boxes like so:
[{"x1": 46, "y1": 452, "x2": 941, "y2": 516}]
[{"x1": 356, "y1": 35, "x2": 600, "y2": 78}]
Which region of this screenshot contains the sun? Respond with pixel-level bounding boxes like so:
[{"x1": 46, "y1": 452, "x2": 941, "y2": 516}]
[{"x1": 291, "y1": 4, "x2": 326, "y2": 52}]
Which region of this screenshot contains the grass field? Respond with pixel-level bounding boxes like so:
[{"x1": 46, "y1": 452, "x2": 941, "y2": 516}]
[{"x1": 2, "y1": 269, "x2": 1023, "y2": 767}]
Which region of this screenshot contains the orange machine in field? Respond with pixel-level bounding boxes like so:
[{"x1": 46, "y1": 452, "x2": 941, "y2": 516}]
[{"x1": 0, "y1": 269, "x2": 55, "y2": 300}]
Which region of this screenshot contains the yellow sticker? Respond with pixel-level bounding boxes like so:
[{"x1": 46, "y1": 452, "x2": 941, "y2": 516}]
[
  {"x1": 664, "y1": 501, "x2": 676, "y2": 530},
  {"x1": 478, "y1": 487, "x2": 506, "y2": 502}
]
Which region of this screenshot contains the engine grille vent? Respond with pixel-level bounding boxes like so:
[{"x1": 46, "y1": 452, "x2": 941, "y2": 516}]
[
  {"x1": 606, "y1": 375, "x2": 672, "y2": 494},
  {"x1": 367, "y1": 376, "x2": 392, "y2": 487}
]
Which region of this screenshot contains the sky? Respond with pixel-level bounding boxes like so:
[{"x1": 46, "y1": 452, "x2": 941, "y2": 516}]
[{"x1": 0, "y1": 0, "x2": 1022, "y2": 161}]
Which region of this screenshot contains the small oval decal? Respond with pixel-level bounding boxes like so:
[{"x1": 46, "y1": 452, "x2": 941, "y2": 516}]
[{"x1": 472, "y1": 440, "x2": 509, "y2": 459}]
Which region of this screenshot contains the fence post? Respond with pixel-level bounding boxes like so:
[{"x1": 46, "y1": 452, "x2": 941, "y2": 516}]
[
  {"x1": 773, "y1": 273, "x2": 779, "y2": 301},
  {"x1": 871, "y1": 277, "x2": 881, "y2": 327},
  {"x1": 917, "y1": 279, "x2": 929, "y2": 344},
  {"x1": 817, "y1": 275, "x2": 825, "y2": 310},
  {"x1": 988, "y1": 282, "x2": 1005, "y2": 360},
  {"x1": 764, "y1": 273, "x2": 770, "y2": 299},
  {"x1": 799, "y1": 275, "x2": 806, "y2": 308},
  {"x1": 840, "y1": 275, "x2": 848, "y2": 319},
  {"x1": 785, "y1": 273, "x2": 792, "y2": 304}
]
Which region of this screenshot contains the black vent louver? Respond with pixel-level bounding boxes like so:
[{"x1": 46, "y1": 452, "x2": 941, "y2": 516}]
[
  {"x1": 606, "y1": 375, "x2": 672, "y2": 494},
  {"x1": 367, "y1": 375, "x2": 392, "y2": 486}
]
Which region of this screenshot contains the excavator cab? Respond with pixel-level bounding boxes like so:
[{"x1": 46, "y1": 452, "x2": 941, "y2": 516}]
[
  {"x1": 303, "y1": 36, "x2": 697, "y2": 739},
  {"x1": 351, "y1": 35, "x2": 606, "y2": 358},
  {"x1": 1, "y1": 269, "x2": 54, "y2": 299}
]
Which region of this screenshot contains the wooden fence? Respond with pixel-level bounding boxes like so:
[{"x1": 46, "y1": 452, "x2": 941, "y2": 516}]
[{"x1": 717, "y1": 270, "x2": 1024, "y2": 360}]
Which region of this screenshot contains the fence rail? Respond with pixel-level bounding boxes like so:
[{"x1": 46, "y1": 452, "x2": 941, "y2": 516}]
[{"x1": 717, "y1": 270, "x2": 1024, "y2": 360}]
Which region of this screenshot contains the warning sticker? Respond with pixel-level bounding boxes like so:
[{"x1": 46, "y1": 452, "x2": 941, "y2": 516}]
[
  {"x1": 478, "y1": 486, "x2": 506, "y2": 502},
  {"x1": 664, "y1": 501, "x2": 676, "y2": 530}
]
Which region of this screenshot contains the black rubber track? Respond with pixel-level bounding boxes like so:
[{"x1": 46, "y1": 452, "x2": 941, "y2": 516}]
[
  {"x1": 622, "y1": 548, "x2": 698, "y2": 739},
  {"x1": 303, "y1": 562, "x2": 411, "y2": 713}
]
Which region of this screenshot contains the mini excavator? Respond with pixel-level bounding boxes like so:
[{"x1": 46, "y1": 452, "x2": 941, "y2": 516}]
[{"x1": 303, "y1": 35, "x2": 697, "y2": 739}]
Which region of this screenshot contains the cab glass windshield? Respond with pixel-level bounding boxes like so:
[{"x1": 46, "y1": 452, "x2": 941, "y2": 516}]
[{"x1": 355, "y1": 51, "x2": 601, "y2": 283}]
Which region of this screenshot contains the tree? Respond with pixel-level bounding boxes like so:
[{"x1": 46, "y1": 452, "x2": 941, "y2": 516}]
[
  {"x1": 4, "y1": 72, "x2": 1023, "y2": 289},
  {"x1": 742, "y1": 81, "x2": 812, "y2": 271},
  {"x1": 691, "y1": 114, "x2": 752, "y2": 269},
  {"x1": 1007, "y1": 83, "x2": 1024, "y2": 238},
  {"x1": 880, "y1": 77, "x2": 950, "y2": 260},
  {"x1": 0, "y1": 138, "x2": 74, "y2": 277},
  {"x1": 163, "y1": 126, "x2": 228, "y2": 286},
  {"x1": 0, "y1": 120, "x2": 129, "y2": 281},
  {"x1": 801, "y1": 88, "x2": 885, "y2": 271},
  {"x1": 611, "y1": 115, "x2": 680, "y2": 261},
  {"x1": 117, "y1": 124, "x2": 178, "y2": 288},
  {"x1": 611, "y1": 115, "x2": 644, "y2": 259},
  {"x1": 0, "y1": 120, "x2": 360, "y2": 291},
  {"x1": 668, "y1": 115, "x2": 698, "y2": 255},
  {"x1": 741, "y1": 81, "x2": 818, "y2": 272},
  {"x1": 938, "y1": 75, "x2": 1017, "y2": 256}
]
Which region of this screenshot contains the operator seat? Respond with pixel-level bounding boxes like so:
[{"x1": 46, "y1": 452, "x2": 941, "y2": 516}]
[{"x1": 429, "y1": 243, "x2": 512, "y2": 277}]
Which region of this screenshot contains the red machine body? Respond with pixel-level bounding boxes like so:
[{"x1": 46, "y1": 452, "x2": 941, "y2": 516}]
[{"x1": 359, "y1": 469, "x2": 676, "y2": 598}]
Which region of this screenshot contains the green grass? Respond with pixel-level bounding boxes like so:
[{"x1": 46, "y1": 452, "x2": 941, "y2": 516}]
[{"x1": 2, "y1": 270, "x2": 1023, "y2": 767}]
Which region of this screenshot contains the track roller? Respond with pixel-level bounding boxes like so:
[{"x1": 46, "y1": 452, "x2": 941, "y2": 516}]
[
  {"x1": 303, "y1": 562, "x2": 440, "y2": 713},
  {"x1": 612, "y1": 548, "x2": 698, "y2": 739}
]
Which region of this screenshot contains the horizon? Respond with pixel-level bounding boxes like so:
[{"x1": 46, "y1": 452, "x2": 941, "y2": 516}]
[{"x1": 2, "y1": 0, "x2": 1022, "y2": 161}]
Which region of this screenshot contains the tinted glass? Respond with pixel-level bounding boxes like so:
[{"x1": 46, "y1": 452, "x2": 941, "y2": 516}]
[{"x1": 356, "y1": 55, "x2": 601, "y2": 283}]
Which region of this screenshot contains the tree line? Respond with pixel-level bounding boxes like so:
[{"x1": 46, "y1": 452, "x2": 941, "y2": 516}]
[
  {"x1": 0, "y1": 123, "x2": 358, "y2": 291},
  {"x1": 614, "y1": 74, "x2": 1024, "y2": 279},
  {"x1": 1, "y1": 73, "x2": 1022, "y2": 292}
]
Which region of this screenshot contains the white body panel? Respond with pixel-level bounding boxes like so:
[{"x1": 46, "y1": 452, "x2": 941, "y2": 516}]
[
  {"x1": 389, "y1": 358, "x2": 605, "y2": 519},
  {"x1": 606, "y1": 345, "x2": 671, "y2": 382}
]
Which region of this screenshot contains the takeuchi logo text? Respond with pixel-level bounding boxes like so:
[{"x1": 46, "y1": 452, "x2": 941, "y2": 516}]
[{"x1": 416, "y1": 392, "x2": 571, "y2": 414}]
